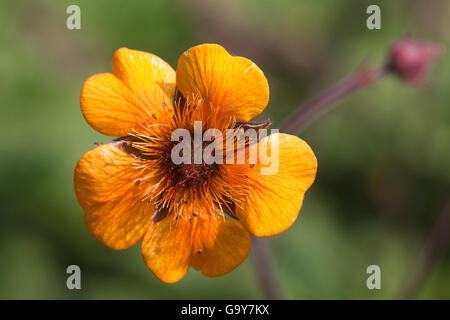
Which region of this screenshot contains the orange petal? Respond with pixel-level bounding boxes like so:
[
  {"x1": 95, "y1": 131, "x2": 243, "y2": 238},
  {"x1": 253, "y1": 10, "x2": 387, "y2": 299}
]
[
  {"x1": 232, "y1": 133, "x2": 317, "y2": 237},
  {"x1": 112, "y1": 48, "x2": 176, "y2": 114},
  {"x1": 81, "y1": 48, "x2": 175, "y2": 136},
  {"x1": 74, "y1": 144, "x2": 153, "y2": 249},
  {"x1": 190, "y1": 217, "x2": 250, "y2": 277},
  {"x1": 141, "y1": 216, "x2": 193, "y2": 283},
  {"x1": 176, "y1": 44, "x2": 269, "y2": 121},
  {"x1": 81, "y1": 73, "x2": 145, "y2": 137},
  {"x1": 142, "y1": 213, "x2": 250, "y2": 283}
]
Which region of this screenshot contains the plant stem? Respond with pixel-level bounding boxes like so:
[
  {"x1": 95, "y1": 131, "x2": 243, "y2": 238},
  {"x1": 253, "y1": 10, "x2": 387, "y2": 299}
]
[
  {"x1": 252, "y1": 65, "x2": 389, "y2": 300},
  {"x1": 397, "y1": 190, "x2": 450, "y2": 299},
  {"x1": 252, "y1": 37, "x2": 443, "y2": 299},
  {"x1": 281, "y1": 67, "x2": 388, "y2": 134},
  {"x1": 251, "y1": 236, "x2": 284, "y2": 299}
]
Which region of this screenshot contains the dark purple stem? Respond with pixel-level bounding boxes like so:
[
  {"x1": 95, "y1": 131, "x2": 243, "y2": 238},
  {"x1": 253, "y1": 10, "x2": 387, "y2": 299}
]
[
  {"x1": 397, "y1": 190, "x2": 450, "y2": 299},
  {"x1": 252, "y1": 66, "x2": 389, "y2": 300},
  {"x1": 281, "y1": 67, "x2": 388, "y2": 134},
  {"x1": 251, "y1": 235, "x2": 284, "y2": 300},
  {"x1": 252, "y1": 37, "x2": 442, "y2": 300}
]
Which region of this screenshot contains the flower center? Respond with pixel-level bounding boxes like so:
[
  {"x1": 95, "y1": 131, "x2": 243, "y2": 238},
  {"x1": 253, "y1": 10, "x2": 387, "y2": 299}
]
[
  {"x1": 173, "y1": 162, "x2": 216, "y2": 187},
  {"x1": 167, "y1": 138, "x2": 218, "y2": 188}
]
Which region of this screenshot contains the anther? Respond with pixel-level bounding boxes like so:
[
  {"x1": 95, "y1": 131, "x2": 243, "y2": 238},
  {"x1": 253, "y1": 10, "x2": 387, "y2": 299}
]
[{"x1": 152, "y1": 207, "x2": 169, "y2": 225}]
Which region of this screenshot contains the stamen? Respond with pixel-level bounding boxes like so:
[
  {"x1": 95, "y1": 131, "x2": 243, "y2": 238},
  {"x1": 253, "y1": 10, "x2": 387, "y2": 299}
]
[{"x1": 100, "y1": 91, "x2": 255, "y2": 226}]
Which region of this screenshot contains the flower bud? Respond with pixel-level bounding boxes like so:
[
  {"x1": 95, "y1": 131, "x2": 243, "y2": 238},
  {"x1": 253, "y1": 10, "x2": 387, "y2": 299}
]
[{"x1": 388, "y1": 37, "x2": 442, "y2": 85}]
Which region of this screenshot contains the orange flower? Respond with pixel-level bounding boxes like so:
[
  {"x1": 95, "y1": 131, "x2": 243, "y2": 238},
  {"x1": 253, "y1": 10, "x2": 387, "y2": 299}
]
[{"x1": 74, "y1": 44, "x2": 317, "y2": 283}]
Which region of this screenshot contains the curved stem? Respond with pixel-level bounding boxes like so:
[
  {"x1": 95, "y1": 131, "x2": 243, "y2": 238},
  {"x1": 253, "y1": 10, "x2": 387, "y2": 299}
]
[
  {"x1": 251, "y1": 66, "x2": 389, "y2": 299},
  {"x1": 281, "y1": 67, "x2": 388, "y2": 134},
  {"x1": 397, "y1": 190, "x2": 450, "y2": 299},
  {"x1": 251, "y1": 236, "x2": 284, "y2": 299}
]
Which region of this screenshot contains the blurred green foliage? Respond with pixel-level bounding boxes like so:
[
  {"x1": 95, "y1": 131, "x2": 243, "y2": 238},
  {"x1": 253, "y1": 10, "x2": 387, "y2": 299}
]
[{"x1": 0, "y1": 0, "x2": 449, "y2": 299}]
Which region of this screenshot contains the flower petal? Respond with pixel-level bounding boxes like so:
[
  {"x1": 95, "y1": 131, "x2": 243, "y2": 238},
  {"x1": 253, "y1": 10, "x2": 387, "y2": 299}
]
[
  {"x1": 81, "y1": 48, "x2": 175, "y2": 136},
  {"x1": 190, "y1": 217, "x2": 250, "y2": 277},
  {"x1": 141, "y1": 216, "x2": 193, "y2": 283},
  {"x1": 232, "y1": 133, "x2": 317, "y2": 237},
  {"x1": 176, "y1": 44, "x2": 269, "y2": 121},
  {"x1": 80, "y1": 73, "x2": 145, "y2": 137},
  {"x1": 112, "y1": 48, "x2": 176, "y2": 113},
  {"x1": 74, "y1": 144, "x2": 153, "y2": 249},
  {"x1": 141, "y1": 212, "x2": 250, "y2": 283}
]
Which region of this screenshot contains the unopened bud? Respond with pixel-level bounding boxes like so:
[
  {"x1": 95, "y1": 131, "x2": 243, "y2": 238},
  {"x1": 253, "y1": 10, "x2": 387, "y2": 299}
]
[{"x1": 387, "y1": 37, "x2": 442, "y2": 85}]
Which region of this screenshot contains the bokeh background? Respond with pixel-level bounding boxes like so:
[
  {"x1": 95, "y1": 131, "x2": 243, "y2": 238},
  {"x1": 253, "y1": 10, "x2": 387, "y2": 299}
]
[{"x1": 1, "y1": 0, "x2": 449, "y2": 299}]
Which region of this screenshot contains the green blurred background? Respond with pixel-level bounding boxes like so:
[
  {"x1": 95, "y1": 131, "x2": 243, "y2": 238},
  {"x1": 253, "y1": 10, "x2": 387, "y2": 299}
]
[{"x1": 1, "y1": 0, "x2": 449, "y2": 299}]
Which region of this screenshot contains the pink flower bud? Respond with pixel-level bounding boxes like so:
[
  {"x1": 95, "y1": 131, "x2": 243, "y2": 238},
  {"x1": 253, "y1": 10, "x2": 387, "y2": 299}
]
[{"x1": 388, "y1": 37, "x2": 442, "y2": 85}]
